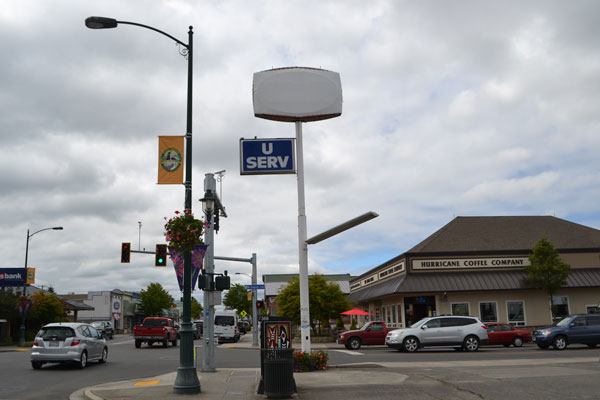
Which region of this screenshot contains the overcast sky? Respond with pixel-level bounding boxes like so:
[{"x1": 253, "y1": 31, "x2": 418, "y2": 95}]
[{"x1": 2, "y1": 1, "x2": 600, "y2": 301}]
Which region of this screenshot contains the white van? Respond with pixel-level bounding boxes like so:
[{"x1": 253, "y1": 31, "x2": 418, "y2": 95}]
[{"x1": 214, "y1": 310, "x2": 240, "y2": 344}]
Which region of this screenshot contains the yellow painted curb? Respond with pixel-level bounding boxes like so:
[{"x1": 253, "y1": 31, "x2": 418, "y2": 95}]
[{"x1": 133, "y1": 379, "x2": 161, "y2": 387}]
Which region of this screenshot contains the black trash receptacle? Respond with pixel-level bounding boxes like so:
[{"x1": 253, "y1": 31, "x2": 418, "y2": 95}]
[{"x1": 262, "y1": 348, "x2": 295, "y2": 399}]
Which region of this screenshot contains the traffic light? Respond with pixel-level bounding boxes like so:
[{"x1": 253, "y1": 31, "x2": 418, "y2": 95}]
[
  {"x1": 121, "y1": 242, "x2": 131, "y2": 263},
  {"x1": 155, "y1": 244, "x2": 167, "y2": 266},
  {"x1": 215, "y1": 275, "x2": 230, "y2": 291}
]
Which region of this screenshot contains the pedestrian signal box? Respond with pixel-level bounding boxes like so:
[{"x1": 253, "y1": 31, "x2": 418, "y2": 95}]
[
  {"x1": 155, "y1": 244, "x2": 167, "y2": 266},
  {"x1": 121, "y1": 243, "x2": 131, "y2": 263}
]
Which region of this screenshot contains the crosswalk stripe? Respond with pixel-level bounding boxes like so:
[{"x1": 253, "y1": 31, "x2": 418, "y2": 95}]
[{"x1": 333, "y1": 349, "x2": 363, "y2": 356}]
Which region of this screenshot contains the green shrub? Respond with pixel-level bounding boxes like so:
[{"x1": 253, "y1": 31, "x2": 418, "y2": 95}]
[{"x1": 293, "y1": 350, "x2": 328, "y2": 372}]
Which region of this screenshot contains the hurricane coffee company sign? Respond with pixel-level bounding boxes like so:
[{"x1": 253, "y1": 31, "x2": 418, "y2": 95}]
[{"x1": 412, "y1": 257, "x2": 530, "y2": 270}]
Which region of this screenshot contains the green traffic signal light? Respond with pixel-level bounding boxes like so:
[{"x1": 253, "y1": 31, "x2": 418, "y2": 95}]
[{"x1": 155, "y1": 244, "x2": 167, "y2": 266}]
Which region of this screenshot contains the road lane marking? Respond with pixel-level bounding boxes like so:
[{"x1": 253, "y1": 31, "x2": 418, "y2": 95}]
[{"x1": 334, "y1": 350, "x2": 364, "y2": 356}]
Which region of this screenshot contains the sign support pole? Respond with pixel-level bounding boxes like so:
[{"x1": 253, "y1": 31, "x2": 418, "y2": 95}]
[{"x1": 295, "y1": 121, "x2": 311, "y2": 353}]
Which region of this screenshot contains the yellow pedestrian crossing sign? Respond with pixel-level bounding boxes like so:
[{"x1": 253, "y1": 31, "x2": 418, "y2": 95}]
[{"x1": 240, "y1": 310, "x2": 247, "y2": 318}]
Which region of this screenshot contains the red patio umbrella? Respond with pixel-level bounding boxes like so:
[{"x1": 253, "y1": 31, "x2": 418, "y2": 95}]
[{"x1": 340, "y1": 308, "x2": 370, "y2": 316}]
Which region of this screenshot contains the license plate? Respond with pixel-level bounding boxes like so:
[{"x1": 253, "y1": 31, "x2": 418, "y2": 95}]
[{"x1": 49, "y1": 341, "x2": 59, "y2": 347}]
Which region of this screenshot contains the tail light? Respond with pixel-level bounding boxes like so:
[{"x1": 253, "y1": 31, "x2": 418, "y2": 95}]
[
  {"x1": 70, "y1": 339, "x2": 81, "y2": 346},
  {"x1": 481, "y1": 325, "x2": 487, "y2": 330},
  {"x1": 33, "y1": 339, "x2": 41, "y2": 347}
]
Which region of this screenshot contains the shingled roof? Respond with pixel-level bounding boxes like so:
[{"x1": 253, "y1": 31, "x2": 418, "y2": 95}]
[
  {"x1": 407, "y1": 216, "x2": 600, "y2": 254},
  {"x1": 348, "y1": 268, "x2": 600, "y2": 303}
]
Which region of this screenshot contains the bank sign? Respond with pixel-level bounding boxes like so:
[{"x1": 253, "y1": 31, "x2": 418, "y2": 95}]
[
  {"x1": 412, "y1": 257, "x2": 530, "y2": 270},
  {"x1": 240, "y1": 138, "x2": 295, "y2": 175},
  {"x1": 0, "y1": 268, "x2": 26, "y2": 287}
]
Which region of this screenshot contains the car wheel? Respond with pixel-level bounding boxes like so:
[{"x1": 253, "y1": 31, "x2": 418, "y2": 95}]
[
  {"x1": 463, "y1": 335, "x2": 480, "y2": 352},
  {"x1": 78, "y1": 351, "x2": 88, "y2": 369},
  {"x1": 31, "y1": 361, "x2": 43, "y2": 370},
  {"x1": 163, "y1": 339, "x2": 168, "y2": 348},
  {"x1": 513, "y1": 337, "x2": 523, "y2": 347},
  {"x1": 403, "y1": 336, "x2": 419, "y2": 353},
  {"x1": 99, "y1": 347, "x2": 108, "y2": 364},
  {"x1": 553, "y1": 335, "x2": 567, "y2": 350},
  {"x1": 348, "y1": 337, "x2": 361, "y2": 350},
  {"x1": 135, "y1": 340, "x2": 141, "y2": 348},
  {"x1": 172, "y1": 337, "x2": 178, "y2": 347},
  {"x1": 344, "y1": 343, "x2": 351, "y2": 350}
]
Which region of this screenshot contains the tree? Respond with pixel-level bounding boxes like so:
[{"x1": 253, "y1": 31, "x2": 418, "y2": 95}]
[
  {"x1": 191, "y1": 296, "x2": 203, "y2": 320},
  {"x1": 139, "y1": 283, "x2": 174, "y2": 317},
  {"x1": 0, "y1": 291, "x2": 19, "y2": 343},
  {"x1": 526, "y1": 237, "x2": 571, "y2": 321},
  {"x1": 223, "y1": 284, "x2": 251, "y2": 316},
  {"x1": 27, "y1": 291, "x2": 65, "y2": 338},
  {"x1": 276, "y1": 275, "x2": 350, "y2": 335}
]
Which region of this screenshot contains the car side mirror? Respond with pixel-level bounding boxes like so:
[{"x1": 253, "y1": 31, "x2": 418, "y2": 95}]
[
  {"x1": 365, "y1": 327, "x2": 371, "y2": 331},
  {"x1": 421, "y1": 325, "x2": 428, "y2": 330},
  {"x1": 569, "y1": 322, "x2": 575, "y2": 327}
]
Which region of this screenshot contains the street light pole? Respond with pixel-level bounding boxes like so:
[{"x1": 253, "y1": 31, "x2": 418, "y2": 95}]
[
  {"x1": 19, "y1": 226, "x2": 63, "y2": 347},
  {"x1": 85, "y1": 17, "x2": 199, "y2": 394}
]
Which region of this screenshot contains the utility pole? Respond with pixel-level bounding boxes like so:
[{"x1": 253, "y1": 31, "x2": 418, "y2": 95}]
[{"x1": 202, "y1": 173, "x2": 216, "y2": 372}]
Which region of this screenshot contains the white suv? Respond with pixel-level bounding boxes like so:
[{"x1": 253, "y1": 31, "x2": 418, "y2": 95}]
[{"x1": 385, "y1": 316, "x2": 488, "y2": 352}]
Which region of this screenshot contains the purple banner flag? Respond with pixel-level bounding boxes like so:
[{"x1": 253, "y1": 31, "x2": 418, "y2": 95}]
[{"x1": 169, "y1": 244, "x2": 208, "y2": 291}]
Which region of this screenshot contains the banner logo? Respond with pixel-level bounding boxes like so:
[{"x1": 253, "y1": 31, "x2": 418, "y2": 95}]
[{"x1": 160, "y1": 148, "x2": 182, "y2": 172}]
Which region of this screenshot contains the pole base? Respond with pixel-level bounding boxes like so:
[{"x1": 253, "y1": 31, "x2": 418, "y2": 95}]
[{"x1": 173, "y1": 366, "x2": 201, "y2": 394}]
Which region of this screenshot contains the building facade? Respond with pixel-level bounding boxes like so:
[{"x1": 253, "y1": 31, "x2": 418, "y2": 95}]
[{"x1": 348, "y1": 216, "x2": 600, "y2": 329}]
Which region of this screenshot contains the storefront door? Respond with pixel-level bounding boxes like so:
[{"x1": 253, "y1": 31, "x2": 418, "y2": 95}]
[{"x1": 403, "y1": 296, "x2": 436, "y2": 327}]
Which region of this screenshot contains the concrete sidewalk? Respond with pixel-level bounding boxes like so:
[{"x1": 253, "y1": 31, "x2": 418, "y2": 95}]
[{"x1": 69, "y1": 367, "x2": 410, "y2": 400}]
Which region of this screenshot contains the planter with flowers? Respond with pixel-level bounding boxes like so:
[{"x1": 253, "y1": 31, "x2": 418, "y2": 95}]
[
  {"x1": 293, "y1": 350, "x2": 328, "y2": 372},
  {"x1": 164, "y1": 209, "x2": 207, "y2": 290}
]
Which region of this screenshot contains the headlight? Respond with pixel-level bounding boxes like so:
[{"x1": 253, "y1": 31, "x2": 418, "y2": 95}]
[
  {"x1": 540, "y1": 329, "x2": 551, "y2": 336},
  {"x1": 390, "y1": 330, "x2": 403, "y2": 337}
]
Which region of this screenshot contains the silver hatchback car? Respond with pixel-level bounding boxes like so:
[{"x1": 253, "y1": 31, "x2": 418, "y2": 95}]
[
  {"x1": 385, "y1": 316, "x2": 488, "y2": 352},
  {"x1": 30, "y1": 322, "x2": 108, "y2": 369}
]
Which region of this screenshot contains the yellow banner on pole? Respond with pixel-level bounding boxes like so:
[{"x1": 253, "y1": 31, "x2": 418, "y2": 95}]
[
  {"x1": 158, "y1": 136, "x2": 184, "y2": 184},
  {"x1": 26, "y1": 267, "x2": 35, "y2": 285}
]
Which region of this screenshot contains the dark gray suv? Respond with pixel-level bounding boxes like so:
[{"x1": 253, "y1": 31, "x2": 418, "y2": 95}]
[
  {"x1": 386, "y1": 316, "x2": 489, "y2": 352},
  {"x1": 533, "y1": 314, "x2": 600, "y2": 350}
]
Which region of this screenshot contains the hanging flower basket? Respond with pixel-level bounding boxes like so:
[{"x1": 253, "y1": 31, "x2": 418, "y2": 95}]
[{"x1": 164, "y1": 209, "x2": 207, "y2": 290}]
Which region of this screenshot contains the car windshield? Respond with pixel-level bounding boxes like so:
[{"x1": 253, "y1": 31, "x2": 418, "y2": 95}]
[
  {"x1": 409, "y1": 318, "x2": 430, "y2": 328},
  {"x1": 555, "y1": 317, "x2": 574, "y2": 327},
  {"x1": 37, "y1": 326, "x2": 76, "y2": 340}
]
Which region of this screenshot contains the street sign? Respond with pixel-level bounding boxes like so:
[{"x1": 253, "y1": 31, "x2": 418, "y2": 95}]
[
  {"x1": 239, "y1": 310, "x2": 248, "y2": 318},
  {"x1": 0, "y1": 268, "x2": 26, "y2": 287},
  {"x1": 240, "y1": 138, "x2": 295, "y2": 175},
  {"x1": 245, "y1": 284, "x2": 265, "y2": 290}
]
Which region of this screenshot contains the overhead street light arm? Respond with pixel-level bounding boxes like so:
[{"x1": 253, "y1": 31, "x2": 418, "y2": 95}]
[
  {"x1": 85, "y1": 16, "x2": 189, "y2": 49},
  {"x1": 29, "y1": 226, "x2": 63, "y2": 239},
  {"x1": 305, "y1": 211, "x2": 378, "y2": 245}
]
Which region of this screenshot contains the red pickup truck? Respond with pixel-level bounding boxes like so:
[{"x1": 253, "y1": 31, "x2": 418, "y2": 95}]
[
  {"x1": 337, "y1": 321, "x2": 389, "y2": 350},
  {"x1": 133, "y1": 317, "x2": 178, "y2": 348}
]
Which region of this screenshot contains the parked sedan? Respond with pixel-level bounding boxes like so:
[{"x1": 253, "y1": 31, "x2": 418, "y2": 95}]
[
  {"x1": 30, "y1": 322, "x2": 108, "y2": 369},
  {"x1": 91, "y1": 321, "x2": 114, "y2": 340},
  {"x1": 533, "y1": 314, "x2": 600, "y2": 350},
  {"x1": 486, "y1": 323, "x2": 532, "y2": 347}
]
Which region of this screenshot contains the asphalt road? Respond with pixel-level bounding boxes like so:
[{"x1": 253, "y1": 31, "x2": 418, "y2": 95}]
[{"x1": 1, "y1": 335, "x2": 599, "y2": 400}]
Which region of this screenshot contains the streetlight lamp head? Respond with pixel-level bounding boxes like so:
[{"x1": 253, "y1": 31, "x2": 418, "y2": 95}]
[
  {"x1": 85, "y1": 16, "x2": 118, "y2": 29},
  {"x1": 52, "y1": 227, "x2": 63, "y2": 230},
  {"x1": 199, "y1": 190, "x2": 215, "y2": 213}
]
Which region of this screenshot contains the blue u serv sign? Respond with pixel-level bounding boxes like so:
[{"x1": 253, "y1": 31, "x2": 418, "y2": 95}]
[
  {"x1": 0, "y1": 268, "x2": 26, "y2": 287},
  {"x1": 240, "y1": 138, "x2": 296, "y2": 175}
]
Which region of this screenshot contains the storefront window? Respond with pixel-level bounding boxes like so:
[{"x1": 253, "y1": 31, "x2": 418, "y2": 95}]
[
  {"x1": 397, "y1": 304, "x2": 403, "y2": 324},
  {"x1": 391, "y1": 305, "x2": 397, "y2": 324},
  {"x1": 586, "y1": 306, "x2": 600, "y2": 314},
  {"x1": 551, "y1": 296, "x2": 569, "y2": 320},
  {"x1": 507, "y1": 301, "x2": 525, "y2": 325},
  {"x1": 479, "y1": 302, "x2": 497, "y2": 322},
  {"x1": 451, "y1": 303, "x2": 469, "y2": 316}
]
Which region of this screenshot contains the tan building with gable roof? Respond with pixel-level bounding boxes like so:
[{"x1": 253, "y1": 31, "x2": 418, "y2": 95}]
[{"x1": 348, "y1": 216, "x2": 600, "y2": 328}]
